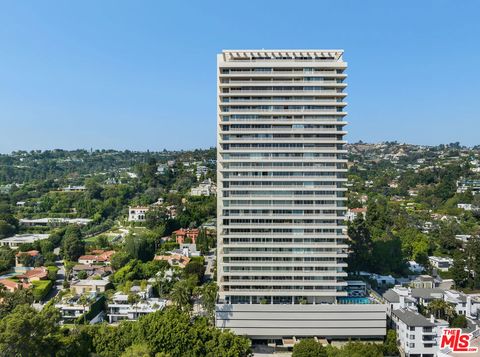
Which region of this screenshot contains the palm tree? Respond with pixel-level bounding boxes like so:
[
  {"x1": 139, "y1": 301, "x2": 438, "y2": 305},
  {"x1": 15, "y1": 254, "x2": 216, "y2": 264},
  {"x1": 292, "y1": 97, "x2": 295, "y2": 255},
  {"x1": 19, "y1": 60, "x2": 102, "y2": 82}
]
[
  {"x1": 170, "y1": 280, "x2": 192, "y2": 312},
  {"x1": 200, "y1": 282, "x2": 218, "y2": 323},
  {"x1": 427, "y1": 299, "x2": 456, "y2": 321}
]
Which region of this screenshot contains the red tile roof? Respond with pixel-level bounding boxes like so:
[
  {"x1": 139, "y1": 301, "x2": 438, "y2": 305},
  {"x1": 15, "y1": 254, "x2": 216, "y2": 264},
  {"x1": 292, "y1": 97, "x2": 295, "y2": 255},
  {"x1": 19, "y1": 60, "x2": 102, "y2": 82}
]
[
  {"x1": 15, "y1": 250, "x2": 40, "y2": 257},
  {"x1": 0, "y1": 279, "x2": 31, "y2": 291},
  {"x1": 79, "y1": 255, "x2": 98, "y2": 261},
  {"x1": 19, "y1": 267, "x2": 48, "y2": 280}
]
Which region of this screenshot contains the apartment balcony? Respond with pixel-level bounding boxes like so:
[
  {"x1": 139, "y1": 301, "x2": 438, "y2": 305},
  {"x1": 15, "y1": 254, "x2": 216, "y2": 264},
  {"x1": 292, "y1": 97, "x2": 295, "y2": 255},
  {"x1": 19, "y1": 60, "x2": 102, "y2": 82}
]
[
  {"x1": 224, "y1": 213, "x2": 345, "y2": 218},
  {"x1": 222, "y1": 76, "x2": 345, "y2": 82},
  {"x1": 220, "y1": 139, "x2": 346, "y2": 145},
  {"x1": 222, "y1": 184, "x2": 343, "y2": 189},
  {"x1": 222, "y1": 280, "x2": 344, "y2": 286},
  {"x1": 221, "y1": 118, "x2": 347, "y2": 124},
  {"x1": 223, "y1": 240, "x2": 348, "y2": 246},
  {"x1": 220, "y1": 158, "x2": 348, "y2": 164},
  {"x1": 221, "y1": 168, "x2": 346, "y2": 174},
  {"x1": 223, "y1": 174, "x2": 346, "y2": 179},
  {"x1": 219, "y1": 70, "x2": 346, "y2": 76},
  {"x1": 222, "y1": 194, "x2": 346, "y2": 199},
  {"x1": 223, "y1": 288, "x2": 343, "y2": 294},
  {"x1": 221, "y1": 108, "x2": 346, "y2": 113},
  {"x1": 222, "y1": 90, "x2": 347, "y2": 96},
  {"x1": 222, "y1": 262, "x2": 348, "y2": 268},
  {"x1": 218, "y1": 147, "x2": 348, "y2": 153},
  {"x1": 223, "y1": 271, "x2": 348, "y2": 277},
  {"x1": 221, "y1": 128, "x2": 347, "y2": 134},
  {"x1": 220, "y1": 82, "x2": 347, "y2": 89},
  {"x1": 222, "y1": 253, "x2": 348, "y2": 260},
  {"x1": 222, "y1": 232, "x2": 347, "y2": 238},
  {"x1": 221, "y1": 101, "x2": 347, "y2": 107}
]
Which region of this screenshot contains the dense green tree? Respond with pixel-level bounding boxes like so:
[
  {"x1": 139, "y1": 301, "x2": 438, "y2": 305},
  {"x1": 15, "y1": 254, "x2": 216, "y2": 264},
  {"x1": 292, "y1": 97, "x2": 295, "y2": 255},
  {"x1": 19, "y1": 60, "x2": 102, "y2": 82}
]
[
  {"x1": 95, "y1": 235, "x2": 110, "y2": 249},
  {"x1": 120, "y1": 343, "x2": 152, "y2": 357},
  {"x1": 325, "y1": 341, "x2": 383, "y2": 357},
  {"x1": 383, "y1": 329, "x2": 400, "y2": 356},
  {"x1": 128, "y1": 308, "x2": 251, "y2": 357},
  {"x1": 111, "y1": 251, "x2": 132, "y2": 270},
  {"x1": 196, "y1": 228, "x2": 207, "y2": 250},
  {"x1": 0, "y1": 220, "x2": 16, "y2": 239},
  {"x1": 292, "y1": 339, "x2": 327, "y2": 357},
  {"x1": 347, "y1": 217, "x2": 373, "y2": 273},
  {"x1": 39, "y1": 239, "x2": 54, "y2": 255},
  {"x1": 62, "y1": 225, "x2": 85, "y2": 261},
  {"x1": 372, "y1": 235, "x2": 406, "y2": 275},
  {"x1": 170, "y1": 279, "x2": 194, "y2": 312},
  {"x1": 450, "y1": 314, "x2": 468, "y2": 328},
  {"x1": 0, "y1": 305, "x2": 63, "y2": 356},
  {"x1": 200, "y1": 282, "x2": 218, "y2": 323},
  {"x1": 451, "y1": 254, "x2": 468, "y2": 288},
  {"x1": 0, "y1": 286, "x2": 34, "y2": 318},
  {"x1": 0, "y1": 246, "x2": 15, "y2": 273},
  {"x1": 466, "y1": 237, "x2": 480, "y2": 289},
  {"x1": 124, "y1": 234, "x2": 154, "y2": 262},
  {"x1": 145, "y1": 208, "x2": 168, "y2": 230},
  {"x1": 184, "y1": 260, "x2": 205, "y2": 283}
]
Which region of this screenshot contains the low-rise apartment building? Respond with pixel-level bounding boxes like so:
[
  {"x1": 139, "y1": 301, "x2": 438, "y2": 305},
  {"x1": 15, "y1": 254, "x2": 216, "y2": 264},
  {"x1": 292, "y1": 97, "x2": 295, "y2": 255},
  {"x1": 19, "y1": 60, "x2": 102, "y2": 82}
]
[{"x1": 392, "y1": 308, "x2": 448, "y2": 357}]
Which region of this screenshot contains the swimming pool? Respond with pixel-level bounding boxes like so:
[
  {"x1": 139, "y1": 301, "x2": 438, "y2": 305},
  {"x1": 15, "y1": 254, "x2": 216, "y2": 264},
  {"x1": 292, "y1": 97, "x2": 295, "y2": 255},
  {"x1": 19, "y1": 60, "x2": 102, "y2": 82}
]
[{"x1": 337, "y1": 297, "x2": 373, "y2": 304}]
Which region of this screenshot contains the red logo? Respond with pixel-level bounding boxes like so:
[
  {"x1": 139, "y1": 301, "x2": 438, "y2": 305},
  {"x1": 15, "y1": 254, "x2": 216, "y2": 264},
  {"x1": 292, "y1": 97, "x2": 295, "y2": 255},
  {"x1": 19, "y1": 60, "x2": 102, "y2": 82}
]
[{"x1": 440, "y1": 328, "x2": 478, "y2": 353}]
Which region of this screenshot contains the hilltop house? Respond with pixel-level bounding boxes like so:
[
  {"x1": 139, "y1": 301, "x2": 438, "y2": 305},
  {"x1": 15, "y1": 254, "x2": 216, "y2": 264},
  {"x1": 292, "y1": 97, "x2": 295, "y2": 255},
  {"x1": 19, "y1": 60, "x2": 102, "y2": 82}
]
[
  {"x1": 128, "y1": 206, "x2": 149, "y2": 222},
  {"x1": 173, "y1": 228, "x2": 199, "y2": 244}
]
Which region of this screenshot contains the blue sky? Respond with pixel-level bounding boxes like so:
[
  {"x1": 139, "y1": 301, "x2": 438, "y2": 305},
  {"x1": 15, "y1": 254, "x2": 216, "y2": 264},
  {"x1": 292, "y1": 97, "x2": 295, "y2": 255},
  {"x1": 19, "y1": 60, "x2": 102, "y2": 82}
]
[{"x1": 0, "y1": 0, "x2": 479, "y2": 153}]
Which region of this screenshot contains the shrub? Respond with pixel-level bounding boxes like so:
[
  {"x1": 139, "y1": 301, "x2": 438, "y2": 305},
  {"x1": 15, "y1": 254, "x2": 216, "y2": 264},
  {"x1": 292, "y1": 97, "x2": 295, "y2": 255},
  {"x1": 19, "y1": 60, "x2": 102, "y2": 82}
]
[{"x1": 31, "y1": 280, "x2": 53, "y2": 301}]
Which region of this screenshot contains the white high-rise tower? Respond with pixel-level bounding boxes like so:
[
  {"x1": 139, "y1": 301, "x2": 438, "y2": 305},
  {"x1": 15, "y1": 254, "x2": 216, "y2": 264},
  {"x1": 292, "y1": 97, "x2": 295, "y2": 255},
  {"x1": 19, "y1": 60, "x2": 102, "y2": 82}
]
[{"x1": 216, "y1": 50, "x2": 386, "y2": 340}]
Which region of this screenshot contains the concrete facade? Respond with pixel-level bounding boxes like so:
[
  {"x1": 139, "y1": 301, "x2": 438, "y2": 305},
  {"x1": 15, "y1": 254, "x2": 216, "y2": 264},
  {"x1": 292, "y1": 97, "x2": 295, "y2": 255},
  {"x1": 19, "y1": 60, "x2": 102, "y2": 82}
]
[
  {"x1": 216, "y1": 303, "x2": 387, "y2": 339},
  {"x1": 215, "y1": 50, "x2": 387, "y2": 340}
]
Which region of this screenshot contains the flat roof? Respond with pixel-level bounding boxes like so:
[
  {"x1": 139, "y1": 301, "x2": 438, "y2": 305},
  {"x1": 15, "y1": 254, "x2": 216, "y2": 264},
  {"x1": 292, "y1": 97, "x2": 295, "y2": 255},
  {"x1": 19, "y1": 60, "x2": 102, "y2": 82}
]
[
  {"x1": 72, "y1": 279, "x2": 110, "y2": 286},
  {"x1": 220, "y1": 49, "x2": 345, "y2": 62},
  {"x1": 20, "y1": 218, "x2": 92, "y2": 223},
  {"x1": 0, "y1": 234, "x2": 50, "y2": 243}
]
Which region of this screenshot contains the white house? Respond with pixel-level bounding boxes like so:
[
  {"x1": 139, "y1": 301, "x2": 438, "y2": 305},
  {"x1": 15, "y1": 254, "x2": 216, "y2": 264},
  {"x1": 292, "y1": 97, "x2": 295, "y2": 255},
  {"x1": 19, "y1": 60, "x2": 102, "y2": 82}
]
[
  {"x1": 128, "y1": 206, "x2": 149, "y2": 222},
  {"x1": 456, "y1": 234, "x2": 472, "y2": 244},
  {"x1": 0, "y1": 234, "x2": 50, "y2": 249},
  {"x1": 107, "y1": 285, "x2": 166, "y2": 323},
  {"x1": 428, "y1": 256, "x2": 453, "y2": 272},
  {"x1": 345, "y1": 207, "x2": 367, "y2": 222},
  {"x1": 372, "y1": 274, "x2": 396, "y2": 286},
  {"x1": 20, "y1": 218, "x2": 92, "y2": 227},
  {"x1": 55, "y1": 292, "x2": 102, "y2": 323},
  {"x1": 408, "y1": 261, "x2": 425, "y2": 274},
  {"x1": 190, "y1": 178, "x2": 216, "y2": 197},
  {"x1": 70, "y1": 279, "x2": 110, "y2": 294},
  {"x1": 457, "y1": 203, "x2": 473, "y2": 211}
]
